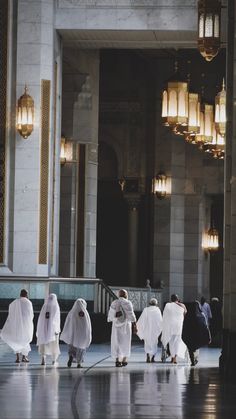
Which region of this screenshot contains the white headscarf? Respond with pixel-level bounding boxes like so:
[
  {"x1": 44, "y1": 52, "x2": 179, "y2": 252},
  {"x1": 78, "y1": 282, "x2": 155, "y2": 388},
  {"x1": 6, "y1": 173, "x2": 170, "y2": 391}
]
[
  {"x1": 60, "y1": 298, "x2": 92, "y2": 349},
  {"x1": 0, "y1": 297, "x2": 34, "y2": 352},
  {"x1": 36, "y1": 294, "x2": 61, "y2": 346}
]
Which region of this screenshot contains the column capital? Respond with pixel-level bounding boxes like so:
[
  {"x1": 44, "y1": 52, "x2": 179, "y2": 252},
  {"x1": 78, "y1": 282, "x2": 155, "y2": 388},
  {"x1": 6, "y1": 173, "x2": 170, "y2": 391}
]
[{"x1": 124, "y1": 193, "x2": 141, "y2": 211}]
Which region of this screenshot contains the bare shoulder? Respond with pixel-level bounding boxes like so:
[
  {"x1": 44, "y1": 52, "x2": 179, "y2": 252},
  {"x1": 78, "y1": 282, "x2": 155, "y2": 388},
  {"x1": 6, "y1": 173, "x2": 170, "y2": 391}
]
[{"x1": 177, "y1": 302, "x2": 187, "y2": 313}]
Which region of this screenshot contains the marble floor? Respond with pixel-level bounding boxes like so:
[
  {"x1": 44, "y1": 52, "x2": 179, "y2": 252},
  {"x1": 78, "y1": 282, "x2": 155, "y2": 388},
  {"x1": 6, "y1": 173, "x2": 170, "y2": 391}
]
[{"x1": 0, "y1": 342, "x2": 235, "y2": 419}]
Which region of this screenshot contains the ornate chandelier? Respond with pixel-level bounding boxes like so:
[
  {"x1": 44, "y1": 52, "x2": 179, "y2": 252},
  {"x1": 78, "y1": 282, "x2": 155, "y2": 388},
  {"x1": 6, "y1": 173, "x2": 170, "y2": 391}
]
[
  {"x1": 215, "y1": 79, "x2": 226, "y2": 138},
  {"x1": 162, "y1": 62, "x2": 189, "y2": 132},
  {"x1": 198, "y1": 0, "x2": 221, "y2": 62},
  {"x1": 152, "y1": 173, "x2": 168, "y2": 200},
  {"x1": 202, "y1": 227, "x2": 219, "y2": 253},
  {"x1": 184, "y1": 92, "x2": 201, "y2": 141},
  {"x1": 16, "y1": 85, "x2": 34, "y2": 139}
]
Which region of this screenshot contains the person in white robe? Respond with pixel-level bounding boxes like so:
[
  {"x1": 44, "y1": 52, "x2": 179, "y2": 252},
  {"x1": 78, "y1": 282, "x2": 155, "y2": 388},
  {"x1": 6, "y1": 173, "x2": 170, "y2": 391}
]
[
  {"x1": 0, "y1": 289, "x2": 34, "y2": 363},
  {"x1": 136, "y1": 298, "x2": 163, "y2": 363},
  {"x1": 60, "y1": 298, "x2": 92, "y2": 368},
  {"x1": 161, "y1": 294, "x2": 187, "y2": 364},
  {"x1": 36, "y1": 293, "x2": 61, "y2": 365},
  {"x1": 107, "y1": 289, "x2": 137, "y2": 367}
]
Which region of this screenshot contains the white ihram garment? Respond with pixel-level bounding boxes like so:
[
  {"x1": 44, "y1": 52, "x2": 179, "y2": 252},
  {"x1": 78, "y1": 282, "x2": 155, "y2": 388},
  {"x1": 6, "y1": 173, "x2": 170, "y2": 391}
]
[
  {"x1": 36, "y1": 293, "x2": 61, "y2": 360},
  {"x1": 60, "y1": 299, "x2": 92, "y2": 350},
  {"x1": 0, "y1": 297, "x2": 34, "y2": 355},
  {"x1": 137, "y1": 306, "x2": 163, "y2": 356},
  {"x1": 161, "y1": 302, "x2": 187, "y2": 360},
  {"x1": 108, "y1": 297, "x2": 136, "y2": 359}
]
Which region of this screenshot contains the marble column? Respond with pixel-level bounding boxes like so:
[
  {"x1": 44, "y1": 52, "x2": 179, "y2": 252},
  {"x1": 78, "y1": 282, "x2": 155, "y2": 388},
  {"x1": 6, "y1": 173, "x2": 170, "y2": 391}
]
[
  {"x1": 169, "y1": 138, "x2": 186, "y2": 301},
  {"x1": 72, "y1": 51, "x2": 100, "y2": 278},
  {"x1": 8, "y1": 0, "x2": 56, "y2": 276},
  {"x1": 125, "y1": 196, "x2": 140, "y2": 287},
  {"x1": 220, "y1": 0, "x2": 236, "y2": 382}
]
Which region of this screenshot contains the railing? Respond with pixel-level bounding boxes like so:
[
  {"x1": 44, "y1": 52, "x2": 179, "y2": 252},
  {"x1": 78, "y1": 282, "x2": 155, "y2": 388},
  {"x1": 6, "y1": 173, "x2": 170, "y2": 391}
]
[
  {"x1": 0, "y1": 277, "x2": 162, "y2": 316},
  {"x1": 0, "y1": 276, "x2": 117, "y2": 316},
  {"x1": 111, "y1": 286, "x2": 162, "y2": 311}
]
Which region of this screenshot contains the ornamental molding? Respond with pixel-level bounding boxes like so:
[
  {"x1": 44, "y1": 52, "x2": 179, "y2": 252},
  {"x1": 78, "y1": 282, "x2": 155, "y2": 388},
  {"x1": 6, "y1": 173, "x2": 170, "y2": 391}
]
[{"x1": 57, "y1": 0, "x2": 196, "y2": 9}]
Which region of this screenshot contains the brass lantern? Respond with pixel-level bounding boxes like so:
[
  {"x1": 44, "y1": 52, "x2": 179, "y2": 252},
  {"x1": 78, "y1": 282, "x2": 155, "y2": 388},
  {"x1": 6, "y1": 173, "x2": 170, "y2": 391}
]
[
  {"x1": 198, "y1": 0, "x2": 221, "y2": 62},
  {"x1": 203, "y1": 122, "x2": 225, "y2": 159},
  {"x1": 162, "y1": 62, "x2": 189, "y2": 131},
  {"x1": 195, "y1": 103, "x2": 214, "y2": 148},
  {"x1": 16, "y1": 85, "x2": 34, "y2": 139},
  {"x1": 184, "y1": 93, "x2": 201, "y2": 141},
  {"x1": 202, "y1": 227, "x2": 219, "y2": 253},
  {"x1": 152, "y1": 173, "x2": 168, "y2": 200},
  {"x1": 60, "y1": 136, "x2": 74, "y2": 165},
  {"x1": 215, "y1": 79, "x2": 226, "y2": 137}
]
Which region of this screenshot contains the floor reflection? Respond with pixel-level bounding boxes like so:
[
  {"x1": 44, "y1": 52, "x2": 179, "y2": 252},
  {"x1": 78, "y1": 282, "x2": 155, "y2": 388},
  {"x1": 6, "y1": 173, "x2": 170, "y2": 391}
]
[
  {"x1": 0, "y1": 347, "x2": 236, "y2": 419},
  {"x1": 33, "y1": 368, "x2": 59, "y2": 418},
  {"x1": 0, "y1": 368, "x2": 32, "y2": 419}
]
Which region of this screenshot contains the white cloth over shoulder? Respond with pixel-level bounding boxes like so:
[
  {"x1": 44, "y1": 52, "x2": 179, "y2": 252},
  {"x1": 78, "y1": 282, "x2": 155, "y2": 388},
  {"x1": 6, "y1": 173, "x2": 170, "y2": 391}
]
[
  {"x1": 137, "y1": 306, "x2": 163, "y2": 355},
  {"x1": 60, "y1": 298, "x2": 92, "y2": 350},
  {"x1": 36, "y1": 293, "x2": 61, "y2": 346},
  {"x1": 161, "y1": 302, "x2": 187, "y2": 360},
  {"x1": 0, "y1": 297, "x2": 34, "y2": 353},
  {"x1": 108, "y1": 297, "x2": 136, "y2": 359}
]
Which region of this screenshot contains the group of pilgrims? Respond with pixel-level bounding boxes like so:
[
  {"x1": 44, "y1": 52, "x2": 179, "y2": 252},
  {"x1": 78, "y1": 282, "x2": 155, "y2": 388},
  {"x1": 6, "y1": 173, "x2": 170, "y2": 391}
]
[{"x1": 0, "y1": 288, "x2": 212, "y2": 368}]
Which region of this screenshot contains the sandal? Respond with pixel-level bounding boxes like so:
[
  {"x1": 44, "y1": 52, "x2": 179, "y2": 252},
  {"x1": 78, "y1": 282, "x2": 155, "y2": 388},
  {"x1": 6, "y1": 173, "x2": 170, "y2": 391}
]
[
  {"x1": 122, "y1": 361, "x2": 128, "y2": 366},
  {"x1": 22, "y1": 356, "x2": 29, "y2": 363},
  {"x1": 115, "y1": 361, "x2": 123, "y2": 367},
  {"x1": 67, "y1": 356, "x2": 73, "y2": 368}
]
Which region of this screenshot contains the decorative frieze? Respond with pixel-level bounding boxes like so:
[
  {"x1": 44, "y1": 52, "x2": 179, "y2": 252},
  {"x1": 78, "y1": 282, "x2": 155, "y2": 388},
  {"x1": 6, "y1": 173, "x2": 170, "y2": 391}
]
[{"x1": 58, "y1": 0, "x2": 196, "y2": 9}]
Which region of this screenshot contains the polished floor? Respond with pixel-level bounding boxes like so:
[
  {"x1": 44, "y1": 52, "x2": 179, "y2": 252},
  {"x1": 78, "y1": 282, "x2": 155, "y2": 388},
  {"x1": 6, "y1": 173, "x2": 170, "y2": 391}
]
[{"x1": 0, "y1": 341, "x2": 235, "y2": 419}]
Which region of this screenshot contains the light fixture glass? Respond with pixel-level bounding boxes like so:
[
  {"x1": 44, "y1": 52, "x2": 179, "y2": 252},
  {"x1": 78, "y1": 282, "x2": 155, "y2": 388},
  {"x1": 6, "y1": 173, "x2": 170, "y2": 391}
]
[
  {"x1": 203, "y1": 122, "x2": 225, "y2": 159},
  {"x1": 198, "y1": 0, "x2": 221, "y2": 62},
  {"x1": 60, "y1": 137, "x2": 74, "y2": 165},
  {"x1": 202, "y1": 227, "x2": 219, "y2": 252},
  {"x1": 16, "y1": 85, "x2": 34, "y2": 139},
  {"x1": 162, "y1": 62, "x2": 189, "y2": 131},
  {"x1": 195, "y1": 103, "x2": 213, "y2": 149},
  {"x1": 152, "y1": 173, "x2": 168, "y2": 199},
  {"x1": 215, "y1": 79, "x2": 226, "y2": 138},
  {"x1": 60, "y1": 137, "x2": 66, "y2": 165},
  {"x1": 184, "y1": 92, "x2": 201, "y2": 140}
]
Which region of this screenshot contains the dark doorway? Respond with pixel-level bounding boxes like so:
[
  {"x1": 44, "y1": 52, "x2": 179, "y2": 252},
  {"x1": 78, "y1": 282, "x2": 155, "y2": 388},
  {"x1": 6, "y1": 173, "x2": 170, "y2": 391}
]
[{"x1": 96, "y1": 142, "x2": 128, "y2": 286}]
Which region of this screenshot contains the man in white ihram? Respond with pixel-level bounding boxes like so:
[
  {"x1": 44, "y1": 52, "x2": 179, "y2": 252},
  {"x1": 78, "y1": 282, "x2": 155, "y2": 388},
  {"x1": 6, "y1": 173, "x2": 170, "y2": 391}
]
[
  {"x1": 161, "y1": 294, "x2": 187, "y2": 364},
  {"x1": 136, "y1": 298, "x2": 163, "y2": 363},
  {"x1": 108, "y1": 289, "x2": 137, "y2": 367},
  {"x1": 1, "y1": 289, "x2": 34, "y2": 363}
]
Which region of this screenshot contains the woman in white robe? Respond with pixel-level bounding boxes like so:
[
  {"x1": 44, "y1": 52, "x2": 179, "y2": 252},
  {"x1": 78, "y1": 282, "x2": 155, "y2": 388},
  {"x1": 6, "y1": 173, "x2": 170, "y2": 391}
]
[
  {"x1": 107, "y1": 289, "x2": 137, "y2": 367},
  {"x1": 136, "y1": 298, "x2": 163, "y2": 363},
  {"x1": 36, "y1": 293, "x2": 61, "y2": 365},
  {"x1": 60, "y1": 298, "x2": 92, "y2": 368},
  {"x1": 161, "y1": 294, "x2": 187, "y2": 364},
  {"x1": 0, "y1": 289, "x2": 34, "y2": 363}
]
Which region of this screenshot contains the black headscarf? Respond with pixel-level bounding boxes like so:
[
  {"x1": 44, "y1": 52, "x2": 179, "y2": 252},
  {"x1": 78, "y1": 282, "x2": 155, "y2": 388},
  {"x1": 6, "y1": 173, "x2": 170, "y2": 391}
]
[{"x1": 182, "y1": 301, "x2": 211, "y2": 352}]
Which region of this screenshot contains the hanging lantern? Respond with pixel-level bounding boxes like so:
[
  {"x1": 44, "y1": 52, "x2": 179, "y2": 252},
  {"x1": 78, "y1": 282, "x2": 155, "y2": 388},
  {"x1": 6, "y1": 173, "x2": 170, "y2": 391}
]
[
  {"x1": 215, "y1": 79, "x2": 226, "y2": 137},
  {"x1": 162, "y1": 62, "x2": 189, "y2": 131},
  {"x1": 195, "y1": 103, "x2": 213, "y2": 149},
  {"x1": 60, "y1": 136, "x2": 74, "y2": 166},
  {"x1": 16, "y1": 85, "x2": 34, "y2": 139},
  {"x1": 203, "y1": 122, "x2": 225, "y2": 159},
  {"x1": 198, "y1": 0, "x2": 221, "y2": 62},
  {"x1": 202, "y1": 227, "x2": 219, "y2": 253},
  {"x1": 184, "y1": 93, "x2": 201, "y2": 141},
  {"x1": 152, "y1": 173, "x2": 168, "y2": 200}
]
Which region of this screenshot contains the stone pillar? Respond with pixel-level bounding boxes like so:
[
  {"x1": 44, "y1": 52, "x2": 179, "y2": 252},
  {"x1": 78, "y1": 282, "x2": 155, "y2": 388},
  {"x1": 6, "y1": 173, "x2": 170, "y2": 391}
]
[
  {"x1": 220, "y1": 0, "x2": 236, "y2": 382},
  {"x1": 72, "y1": 51, "x2": 100, "y2": 278},
  {"x1": 125, "y1": 196, "x2": 140, "y2": 287},
  {"x1": 6, "y1": 0, "x2": 56, "y2": 276},
  {"x1": 169, "y1": 138, "x2": 186, "y2": 301}
]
